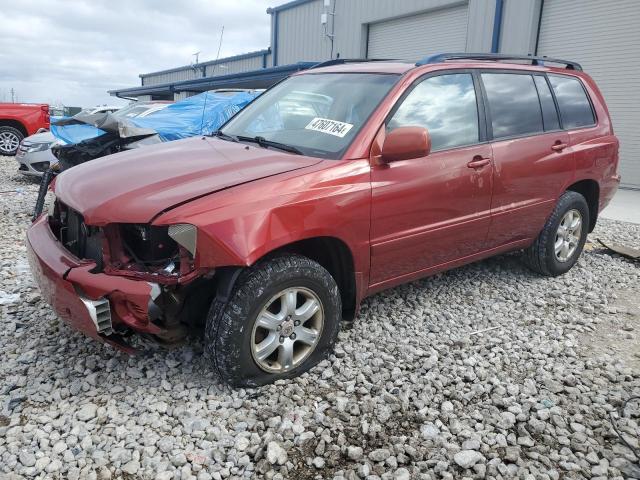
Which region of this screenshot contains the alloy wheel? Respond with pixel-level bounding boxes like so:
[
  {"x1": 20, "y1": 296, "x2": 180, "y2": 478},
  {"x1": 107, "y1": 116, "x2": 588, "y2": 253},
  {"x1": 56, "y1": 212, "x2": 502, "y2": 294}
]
[
  {"x1": 250, "y1": 287, "x2": 324, "y2": 373},
  {"x1": 554, "y1": 209, "x2": 582, "y2": 262},
  {"x1": 0, "y1": 131, "x2": 20, "y2": 155}
]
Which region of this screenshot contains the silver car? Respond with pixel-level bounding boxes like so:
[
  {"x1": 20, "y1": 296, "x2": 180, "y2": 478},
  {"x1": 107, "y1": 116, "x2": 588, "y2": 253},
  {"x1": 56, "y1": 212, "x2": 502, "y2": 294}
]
[
  {"x1": 15, "y1": 101, "x2": 171, "y2": 177},
  {"x1": 16, "y1": 130, "x2": 58, "y2": 177}
]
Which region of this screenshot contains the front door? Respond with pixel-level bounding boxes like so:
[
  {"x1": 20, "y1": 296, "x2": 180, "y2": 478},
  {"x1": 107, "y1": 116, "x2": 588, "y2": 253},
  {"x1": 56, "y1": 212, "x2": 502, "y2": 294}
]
[{"x1": 369, "y1": 72, "x2": 493, "y2": 287}]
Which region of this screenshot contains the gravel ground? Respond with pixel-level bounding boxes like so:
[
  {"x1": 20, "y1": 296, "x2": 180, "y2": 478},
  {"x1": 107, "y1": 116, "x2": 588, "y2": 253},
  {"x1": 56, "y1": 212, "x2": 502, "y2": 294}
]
[{"x1": 0, "y1": 154, "x2": 639, "y2": 480}]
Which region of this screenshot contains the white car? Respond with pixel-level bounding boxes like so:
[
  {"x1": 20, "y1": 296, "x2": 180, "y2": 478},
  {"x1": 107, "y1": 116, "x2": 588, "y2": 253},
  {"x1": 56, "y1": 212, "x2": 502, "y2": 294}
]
[{"x1": 16, "y1": 102, "x2": 172, "y2": 177}]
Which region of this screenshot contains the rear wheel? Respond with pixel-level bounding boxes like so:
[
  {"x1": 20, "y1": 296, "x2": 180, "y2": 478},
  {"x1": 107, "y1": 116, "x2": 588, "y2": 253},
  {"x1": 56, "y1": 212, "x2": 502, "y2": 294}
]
[
  {"x1": 0, "y1": 126, "x2": 23, "y2": 156},
  {"x1": 205, "y1": 254, "x2": 341, "y2": 387},
  {"x1": 522, "y1": 191, "x2": 589, "y2": 276}
]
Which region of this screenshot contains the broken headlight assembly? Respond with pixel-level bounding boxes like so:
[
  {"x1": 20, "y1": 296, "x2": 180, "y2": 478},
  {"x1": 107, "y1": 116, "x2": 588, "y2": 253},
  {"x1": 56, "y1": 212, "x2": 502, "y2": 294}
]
[{"x1": 106, "y1": 223, "x2": 198, "y2": 281}]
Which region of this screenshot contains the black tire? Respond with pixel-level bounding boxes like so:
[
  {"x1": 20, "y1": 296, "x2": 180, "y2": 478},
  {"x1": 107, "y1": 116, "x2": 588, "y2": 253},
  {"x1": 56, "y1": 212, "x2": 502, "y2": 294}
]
[
  {"x1": 522, "y1": 191, "x2": 590, "y2": 276},
  {"x1": 205, "y1": 254, "x2": 342, "y2": 387},
  {"x1": 0, "y1": 126, "x2": 24, "y2": 156}
]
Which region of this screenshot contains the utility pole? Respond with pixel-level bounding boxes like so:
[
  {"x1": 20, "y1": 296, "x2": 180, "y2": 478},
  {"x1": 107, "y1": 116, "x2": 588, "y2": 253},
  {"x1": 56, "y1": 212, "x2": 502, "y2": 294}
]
[{"x1": 10, "y1": 88, "x2": 15, "y2": 103}]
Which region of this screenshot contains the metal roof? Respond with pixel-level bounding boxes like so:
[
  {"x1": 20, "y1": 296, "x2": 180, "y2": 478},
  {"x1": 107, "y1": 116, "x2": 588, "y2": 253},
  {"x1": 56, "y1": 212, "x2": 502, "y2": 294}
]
[
  {"x1": 139, "y1": 49, "x2": 271, "y2": 79},
  {"x1": 109, "y1": 62, "x2": 317, "y2": 98},
  {"x1": 266, "y1": 0, "x2": 315, "y2": 14}
]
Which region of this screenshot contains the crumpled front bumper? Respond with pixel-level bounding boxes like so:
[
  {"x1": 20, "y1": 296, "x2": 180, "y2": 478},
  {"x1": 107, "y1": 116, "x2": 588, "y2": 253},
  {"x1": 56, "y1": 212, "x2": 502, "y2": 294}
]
[{"x1": 26, "y1": 215, "x2": 162, "y2": 352}]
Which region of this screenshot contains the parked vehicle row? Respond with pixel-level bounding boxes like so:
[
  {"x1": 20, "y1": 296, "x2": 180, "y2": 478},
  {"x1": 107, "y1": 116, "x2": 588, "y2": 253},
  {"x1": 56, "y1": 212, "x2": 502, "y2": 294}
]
[{"x1": 26, "y1": 54, "x2": 620, "y2": 386}]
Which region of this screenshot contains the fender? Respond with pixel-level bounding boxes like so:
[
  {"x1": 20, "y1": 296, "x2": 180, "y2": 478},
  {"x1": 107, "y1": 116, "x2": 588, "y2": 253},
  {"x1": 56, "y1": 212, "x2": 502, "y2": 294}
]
[{"x1": 153, "y1": 158, "x2": 374, "y2": 297}]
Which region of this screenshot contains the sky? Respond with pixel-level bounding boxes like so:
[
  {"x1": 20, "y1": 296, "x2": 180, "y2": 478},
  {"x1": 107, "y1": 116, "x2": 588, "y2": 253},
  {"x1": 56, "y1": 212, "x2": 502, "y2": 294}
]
[{"x1": 0, "y1": 0, "x2": 273, "y2": 108}]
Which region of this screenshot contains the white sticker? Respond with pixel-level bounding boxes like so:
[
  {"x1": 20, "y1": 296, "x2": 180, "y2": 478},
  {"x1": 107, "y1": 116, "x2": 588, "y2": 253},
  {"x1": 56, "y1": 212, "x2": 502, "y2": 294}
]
[{"x1": 305, "y1": 117, "x2": 354, "y2": 138}]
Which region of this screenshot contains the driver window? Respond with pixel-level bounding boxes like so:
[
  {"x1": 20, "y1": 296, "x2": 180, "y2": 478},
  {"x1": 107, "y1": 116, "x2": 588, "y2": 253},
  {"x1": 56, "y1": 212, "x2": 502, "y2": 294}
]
[{"x1": 388, "y1": 73, "x2": 479, "y2": 151}]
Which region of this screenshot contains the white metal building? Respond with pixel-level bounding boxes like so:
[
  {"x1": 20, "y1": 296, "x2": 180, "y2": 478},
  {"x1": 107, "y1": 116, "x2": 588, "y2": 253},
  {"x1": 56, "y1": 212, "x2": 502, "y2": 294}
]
[{"x1": 111, "y1": 0, "x2": 640, "y2": 188}]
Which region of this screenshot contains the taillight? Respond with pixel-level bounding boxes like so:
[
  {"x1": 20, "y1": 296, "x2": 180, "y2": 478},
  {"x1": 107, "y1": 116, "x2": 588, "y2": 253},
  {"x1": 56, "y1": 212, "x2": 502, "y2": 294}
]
[{"x1": 41, "y1": 105, "x2": 50, "y2": 124}]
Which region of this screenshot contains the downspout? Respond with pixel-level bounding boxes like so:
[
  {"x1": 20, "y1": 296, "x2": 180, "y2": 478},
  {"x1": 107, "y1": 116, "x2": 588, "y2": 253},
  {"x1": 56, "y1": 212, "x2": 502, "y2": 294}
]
[
  {"x1": 491, "y1": 0, "x2": 504, "y2": 53},
  {"x1": 534, "y1": 0, "x2": 545, "y2": 55},
  {"x1": 267, "y1": 7, "x2": 279, "y2": 67}
]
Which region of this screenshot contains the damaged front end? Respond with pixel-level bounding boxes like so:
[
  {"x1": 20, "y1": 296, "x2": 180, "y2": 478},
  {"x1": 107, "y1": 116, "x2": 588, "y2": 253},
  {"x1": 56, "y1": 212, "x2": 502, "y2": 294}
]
[
  {"x1": 51, "y1": 133, "x2": 160, "y2": 171},
  {"x1": 32, "y1": 199, "x2": 217, "y2": 350}
]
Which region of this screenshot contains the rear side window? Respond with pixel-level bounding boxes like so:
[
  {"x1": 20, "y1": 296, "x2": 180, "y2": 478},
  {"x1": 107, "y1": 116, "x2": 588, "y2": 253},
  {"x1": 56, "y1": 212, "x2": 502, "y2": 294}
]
[
  {"x1": 387, "y1": 73, "x2": 479, "y2": 151},
  {"x1": 548, "y1": 74, "x2": 595, "y2": 129},
  {"x1": 481, "y1": 73, "x2": 543, "y2": 139},
  {"x1": 533, "y1": 76, "x2": 560, "y2": 131}
]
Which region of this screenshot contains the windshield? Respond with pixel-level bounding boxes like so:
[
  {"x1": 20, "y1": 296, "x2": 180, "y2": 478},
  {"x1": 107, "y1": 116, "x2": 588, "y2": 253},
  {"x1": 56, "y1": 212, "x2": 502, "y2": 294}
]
[{"x1": 220, "y1": 73, "x2": 399, "y2": 159}]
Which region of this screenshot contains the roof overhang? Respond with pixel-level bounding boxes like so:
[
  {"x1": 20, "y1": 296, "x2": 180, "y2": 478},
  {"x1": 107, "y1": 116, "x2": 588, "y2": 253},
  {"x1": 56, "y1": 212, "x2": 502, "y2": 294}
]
[{"x1": 109, "y1": 62, "x2": 317, "y2": 98}]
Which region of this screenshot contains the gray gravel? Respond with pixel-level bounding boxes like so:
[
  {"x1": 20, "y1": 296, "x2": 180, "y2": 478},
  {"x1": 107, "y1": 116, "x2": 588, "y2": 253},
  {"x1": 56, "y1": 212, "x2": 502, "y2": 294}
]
[{"x1": 0, "y1": 154, "x2": 639, "y2": 480}]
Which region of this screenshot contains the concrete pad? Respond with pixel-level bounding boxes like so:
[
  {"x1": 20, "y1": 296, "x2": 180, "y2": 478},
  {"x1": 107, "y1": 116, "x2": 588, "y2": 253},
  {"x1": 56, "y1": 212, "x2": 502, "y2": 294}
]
[{"x1": 600, "y1": 188, "x2": 640, "y2": 224}]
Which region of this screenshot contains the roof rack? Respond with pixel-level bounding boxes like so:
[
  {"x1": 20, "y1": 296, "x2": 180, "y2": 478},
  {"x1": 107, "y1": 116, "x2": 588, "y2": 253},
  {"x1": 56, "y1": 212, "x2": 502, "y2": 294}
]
[
  {"x1": 415, "y1": 53, "x2": 582, "y2": 71},
  {"x1": 309, "y1": 58, "x2": 394, "y2": 69}
]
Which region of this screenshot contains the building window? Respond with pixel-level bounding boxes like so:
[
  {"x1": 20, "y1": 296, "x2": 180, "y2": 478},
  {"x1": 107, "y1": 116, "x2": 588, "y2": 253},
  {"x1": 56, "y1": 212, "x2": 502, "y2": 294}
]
[{"x1": 388, "y1": 73, "x2": 479, "y2": 151}]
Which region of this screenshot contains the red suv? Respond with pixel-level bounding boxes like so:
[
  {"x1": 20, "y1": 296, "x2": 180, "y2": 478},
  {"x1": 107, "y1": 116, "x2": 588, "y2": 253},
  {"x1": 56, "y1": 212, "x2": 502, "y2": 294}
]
[
  {"x1": 0, "y1": 103, "x2": 50, "y2": 155},
  {"x1": 27, "y1": 54, "x2": 619, "y2": 386}
]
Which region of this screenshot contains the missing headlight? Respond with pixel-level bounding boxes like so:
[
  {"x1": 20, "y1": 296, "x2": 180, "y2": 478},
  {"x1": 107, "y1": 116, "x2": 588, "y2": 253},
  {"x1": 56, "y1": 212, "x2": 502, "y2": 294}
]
[
  {"x1": 168, "y1": 224, "x2": 197, "y2": 257},
  {"x1": 120, "y1": 224, "x2": 179, "y2": 264}
]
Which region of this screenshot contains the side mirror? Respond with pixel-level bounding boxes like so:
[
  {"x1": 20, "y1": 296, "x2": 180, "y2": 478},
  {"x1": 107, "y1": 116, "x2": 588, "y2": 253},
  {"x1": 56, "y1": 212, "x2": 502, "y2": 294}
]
[{"x1": 380, "y1": 126, "x2": 431, "y2": 163}]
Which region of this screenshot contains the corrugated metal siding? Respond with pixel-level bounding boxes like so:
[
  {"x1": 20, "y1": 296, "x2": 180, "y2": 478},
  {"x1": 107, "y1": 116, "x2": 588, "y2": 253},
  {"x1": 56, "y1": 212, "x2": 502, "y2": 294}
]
[
  {"x1": 499, "y1": 0, "x2": 541, "y2": 54},
  {"x1": 143, "y1": 68, "x2": 200, "y2": 86},
  {"x1": 276, "y1": 0, "x2": 331, "y2": 65},
  {"x1": 204, "y1": 55, "x2": 265, "y2": 77},
  {"x1": 275, "y1": 0, "x2": 491, "y2": 65},
  {"x1": 466, "y1": 0, "x2": 495, "y2": 52},
  {"x1": 142, "y1": 53, "x2": 269, "y2": 87},
  {"x1": 367, "y1": 4, "x2": 468, "y2": 60},
  {"x1": 537, "y1": 0, "x2": 640, "y2": 188}
]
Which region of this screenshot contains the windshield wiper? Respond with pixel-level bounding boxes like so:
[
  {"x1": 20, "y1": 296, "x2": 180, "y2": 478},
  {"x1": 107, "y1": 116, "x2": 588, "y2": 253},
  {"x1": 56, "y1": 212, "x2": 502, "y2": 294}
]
[
  {"x1": 237, "y1": 135, "x2": 304, "y2": 155},
  {"x1": 212, "y1": 130, "x2": 239, "y2": 142}
]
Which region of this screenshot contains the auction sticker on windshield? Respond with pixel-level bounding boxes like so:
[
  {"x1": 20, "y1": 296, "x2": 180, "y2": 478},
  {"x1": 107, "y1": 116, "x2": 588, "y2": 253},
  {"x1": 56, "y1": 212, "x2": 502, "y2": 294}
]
[{"x1": 305, "y1": 118, "x2": 354, "y2": 138}]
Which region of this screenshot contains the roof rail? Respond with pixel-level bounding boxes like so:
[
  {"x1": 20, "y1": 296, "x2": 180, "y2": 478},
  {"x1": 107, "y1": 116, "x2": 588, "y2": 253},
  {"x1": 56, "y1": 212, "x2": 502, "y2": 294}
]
[
  {"x1": 415, "y1": 53, "x2": 582, "y2": 71},
  {"x1": 309, "y1": 58, "x2": 393, "y2": 69}
]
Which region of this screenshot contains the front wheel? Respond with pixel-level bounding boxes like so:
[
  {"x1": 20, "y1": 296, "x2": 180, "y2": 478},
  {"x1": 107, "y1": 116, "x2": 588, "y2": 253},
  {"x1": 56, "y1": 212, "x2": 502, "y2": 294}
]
[
  {"x1": 205, "y1": 254, "x2": 342, "y2": 387},
  {"x1": 0, "y1": 126, "x2": 23, "y2": 156},
  {"x1": 522, "y1": 190, "x2": 589, "y2": 276}
]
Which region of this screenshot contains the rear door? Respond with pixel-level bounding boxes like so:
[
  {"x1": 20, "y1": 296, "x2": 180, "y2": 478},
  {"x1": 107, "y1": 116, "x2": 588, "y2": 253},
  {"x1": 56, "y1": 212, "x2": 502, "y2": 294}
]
[
  {"x1": 481, "y1": 71, "x2": 573, "y2": 248},
  {"x1": 369, "y1": 71, "x2": 493, "y2": 286}
]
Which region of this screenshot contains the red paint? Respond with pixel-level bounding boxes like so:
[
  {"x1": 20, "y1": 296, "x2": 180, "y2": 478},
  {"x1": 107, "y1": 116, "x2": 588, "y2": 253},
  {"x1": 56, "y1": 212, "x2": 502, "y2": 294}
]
[
  {"x1": 27, "y1": 61, "x2": 619, "y2": 346},
  {"x1": 0, "y1": 103, "x2": 50, "y2": 135}
]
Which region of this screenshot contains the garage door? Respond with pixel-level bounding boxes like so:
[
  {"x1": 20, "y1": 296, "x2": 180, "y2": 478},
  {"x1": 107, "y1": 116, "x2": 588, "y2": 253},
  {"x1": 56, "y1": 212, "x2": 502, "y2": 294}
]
[
  {"x1": 537, "y1": 0, "x2": 640, "y2": 189},
  {"x1": 367, "y1": 4, "x2": 468, "y2": 61}
]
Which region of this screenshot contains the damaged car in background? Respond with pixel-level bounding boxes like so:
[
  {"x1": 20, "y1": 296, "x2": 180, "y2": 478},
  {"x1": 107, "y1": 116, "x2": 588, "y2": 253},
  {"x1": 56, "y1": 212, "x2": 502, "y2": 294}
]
[
  {"x1": 27, "y1": 55, "x2": 620, "y2": 387},
  {"x1": 16, "y1": 101, "x2": 171, "y2": 177},
  {"x1": 49, "y1": 89, "x2": 260, "y2": 170},
  {"x1": 32, "y1": 90, "x2": 260, "y2": 219}
]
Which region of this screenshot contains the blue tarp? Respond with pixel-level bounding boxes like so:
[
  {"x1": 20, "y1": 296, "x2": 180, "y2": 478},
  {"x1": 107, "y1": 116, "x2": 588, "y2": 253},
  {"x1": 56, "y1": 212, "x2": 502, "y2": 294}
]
[{"x1": 50, "y1": 90, "x2": 259, "y2": 145}]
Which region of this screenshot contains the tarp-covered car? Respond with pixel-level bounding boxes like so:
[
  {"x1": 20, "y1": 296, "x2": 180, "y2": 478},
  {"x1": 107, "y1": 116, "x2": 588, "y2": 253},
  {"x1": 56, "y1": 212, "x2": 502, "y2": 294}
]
[
  {"x1": 17, "y1": 102, "x2": 171, "y2": 177},
  {"x1": 50, "y1": 90, "x2": 260, "y2": 170}
]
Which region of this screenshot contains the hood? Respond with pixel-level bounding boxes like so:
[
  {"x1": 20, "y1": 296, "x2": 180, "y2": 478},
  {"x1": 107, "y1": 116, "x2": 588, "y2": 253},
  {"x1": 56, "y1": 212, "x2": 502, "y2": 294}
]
[
  {"x1": 25, "y1": 131, "x2": 55, "y2": 143},
  {"x1": 54, "y1": 136, "x2": 322, "y2": 224}
]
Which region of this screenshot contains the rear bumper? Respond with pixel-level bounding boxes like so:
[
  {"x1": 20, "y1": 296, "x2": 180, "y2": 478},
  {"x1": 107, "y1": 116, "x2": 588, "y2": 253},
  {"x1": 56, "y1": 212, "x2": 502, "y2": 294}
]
[
  {"x1": 26, "y1": 215, "x2": 161, "y2": 351},
  {"x1": 599, "y1": 173, "x2": 621, "y2": 214}
]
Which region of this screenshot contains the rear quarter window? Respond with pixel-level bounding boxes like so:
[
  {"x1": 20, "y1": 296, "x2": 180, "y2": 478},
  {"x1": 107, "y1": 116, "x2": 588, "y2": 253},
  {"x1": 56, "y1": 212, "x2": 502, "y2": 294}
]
[{"x1": 548, "y1": 74, "x2": 595, "y2": 129}]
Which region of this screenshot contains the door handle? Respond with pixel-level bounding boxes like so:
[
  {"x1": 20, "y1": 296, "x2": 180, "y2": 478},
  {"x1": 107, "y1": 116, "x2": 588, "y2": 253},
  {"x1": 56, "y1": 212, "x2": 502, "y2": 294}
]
[
  {"x1": 551, "y1": 142, "x2": 568, "y2": 152},
  {"x1": 467, "y1": 156, "x2": 491, "y2": 169}
]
